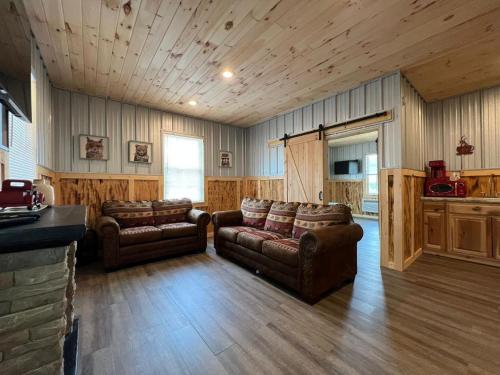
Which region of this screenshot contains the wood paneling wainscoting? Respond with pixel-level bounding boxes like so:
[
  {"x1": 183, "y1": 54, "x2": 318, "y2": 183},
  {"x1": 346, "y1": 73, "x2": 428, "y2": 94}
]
[
  {"x1": 243, "y1": 177, "x2": 284, "y2": 201},
  {"x1": 326, "y1": 180, "x2": 364, "y2": 215},
  {"x1": 35, "y1": 168, "x2": 286, "y2": 233},
  {"x1": 37, "y1": 167, "x2": 246, "y2": 231},
  {"x1": 458, "y1": 169, "x2": 500, "y2": 198},
  {"x1": 380, "y1": 169, "x2": 425, "y2": 271},
  {"x1": 0, "y1": 149, "x2": 9, "y2": 184}
]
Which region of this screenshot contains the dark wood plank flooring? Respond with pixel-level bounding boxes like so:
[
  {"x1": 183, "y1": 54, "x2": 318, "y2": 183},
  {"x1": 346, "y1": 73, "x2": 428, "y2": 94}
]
[{"x1": 75, "y1": 219, "x2": 500, "y2": 374}]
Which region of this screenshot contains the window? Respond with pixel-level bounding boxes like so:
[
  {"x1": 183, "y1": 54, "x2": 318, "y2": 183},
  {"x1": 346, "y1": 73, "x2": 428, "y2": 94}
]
[
  {"x1": 365, "y1": 153, "x2": 378, "y2": 196},
  {"x1": 8, "y1": 112, "x2": 36, "y2": 180},
  {"x1": 163, "y1": 134, "x2": 204, "y2": 202}
]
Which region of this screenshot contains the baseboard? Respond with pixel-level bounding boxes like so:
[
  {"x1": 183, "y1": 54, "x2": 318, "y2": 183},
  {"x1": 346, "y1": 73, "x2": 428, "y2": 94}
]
[
  {"x1": 403, "y1": 248, "x2": 422, "y2": 269},
  {"x1": 352, "y1": 214, "x2": 379, "y2": 220},
  {"x1": 423, "y1": 250, "x2": 500, "y2": 268}
]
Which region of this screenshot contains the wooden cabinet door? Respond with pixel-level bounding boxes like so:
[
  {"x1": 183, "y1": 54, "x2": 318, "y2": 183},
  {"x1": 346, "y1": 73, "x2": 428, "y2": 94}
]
[
  {"x1": 493, "y1": 217, "x2": 500, "y2": 260},
  {"x1": 449, "y1": 214, "x2": 491, "y2": 258},
  {"x1": 285, "y1": 133, "x2": 326, "y2": 204},
  {"x1": 423, "y1": 211, "x2": 446, "y2": 252}
]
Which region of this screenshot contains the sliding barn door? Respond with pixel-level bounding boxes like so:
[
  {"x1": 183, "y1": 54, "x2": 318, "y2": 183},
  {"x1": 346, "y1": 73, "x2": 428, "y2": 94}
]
[{"x1": 285, "y1": 133, "x2": 327, "y2": 204}]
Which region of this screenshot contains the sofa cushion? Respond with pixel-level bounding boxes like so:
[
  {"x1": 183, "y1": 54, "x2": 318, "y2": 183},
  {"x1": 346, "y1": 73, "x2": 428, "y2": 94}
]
[
  {"x1": 119, "y1": 226, "x2": 162, "y2": 246},
  {"x1": 241, "y1": 197, "x2": 273, "y2": 229},
  {"x1": 103, "y1": 201, "x2": 154, "y2": 228},
  {"x1": 262, "y1": 238, "x2": 300, "y2": 267},
  {"x1": 264, "y1": 201, "x2": 300, "y2": 237},
  {"x1": 217, "y1": 226, "x2": 258, "y2": 243},
  {"x1": 292, "y1": 203, "x2": 352, "y2": 239},
  {"x1": 157, "y1": 222, "x2": 197, "y2": 239},
  {"x1": 152, "y1": 199, "x2": 193, "y2": 225},
  {"x1": 236, "y1": 230, "x2": 285, "y2": 253}
]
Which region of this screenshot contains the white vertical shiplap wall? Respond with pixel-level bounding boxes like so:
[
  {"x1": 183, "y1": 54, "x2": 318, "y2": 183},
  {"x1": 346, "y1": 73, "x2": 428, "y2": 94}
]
[
  {"x1": 401, "y1": 76, "x2": 426, "y2": 170},
  {"x1": 51, "y1": 88, "x2": 246, "y2": 176},
  {"x1": 32, "y1": 42, "x2": 54, "y2": 170},
  {"x1": 424, "y1": 85, "x2": 500, "y2": 171},
  {"x1": 329, "y1": 141, "x2": 377, "y2": 180},
  {"x1": 8, "y1": 113, "x2": 36, "y2": 180},
  {"x1": 245, "y1": 72, "x2": 402, "y2": 176},
  {"x1": 482, "y1": 86, "x2": 500, "y2": 169}
]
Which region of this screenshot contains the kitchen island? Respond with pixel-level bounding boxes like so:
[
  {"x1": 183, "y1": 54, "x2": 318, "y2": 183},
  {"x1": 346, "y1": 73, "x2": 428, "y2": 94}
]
[{"x1": 0, "y1": 206, "x2": 86, "y2": 375}]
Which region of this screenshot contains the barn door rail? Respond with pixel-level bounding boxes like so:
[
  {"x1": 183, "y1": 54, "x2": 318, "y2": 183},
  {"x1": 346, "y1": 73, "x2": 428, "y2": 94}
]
[{"x1": 279, "y1": 110, "x2": 392, "y2": 147}]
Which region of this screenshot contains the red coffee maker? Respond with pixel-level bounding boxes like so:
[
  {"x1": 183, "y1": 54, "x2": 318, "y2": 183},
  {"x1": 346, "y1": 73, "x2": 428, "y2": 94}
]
[{"x1": 425, "y1": 160, "x2": 466, "y2": 197}]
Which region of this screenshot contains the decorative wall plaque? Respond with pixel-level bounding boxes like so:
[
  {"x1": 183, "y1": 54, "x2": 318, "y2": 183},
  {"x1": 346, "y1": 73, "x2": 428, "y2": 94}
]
[{"x1": 456, "y1": 136, "x2": 474, "y2": 155}]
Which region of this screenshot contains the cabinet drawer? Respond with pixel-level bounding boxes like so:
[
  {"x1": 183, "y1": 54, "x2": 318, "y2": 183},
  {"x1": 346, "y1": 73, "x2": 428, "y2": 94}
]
[
  {"x1": 423, "y1": 202, "x2": 446, "y2": 212},
  {"x1": 448, "y1": 203, "x2": 500, "y2": 216}
]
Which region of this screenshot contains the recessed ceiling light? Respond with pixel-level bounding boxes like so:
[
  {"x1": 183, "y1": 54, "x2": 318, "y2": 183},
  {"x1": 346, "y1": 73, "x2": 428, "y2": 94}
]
[
  {"x1": 222, "y1": 70, "x2": 234, "y2": 79},
  {"x1": 188, "y1": 100, "x2": 197, "y2": 106}
]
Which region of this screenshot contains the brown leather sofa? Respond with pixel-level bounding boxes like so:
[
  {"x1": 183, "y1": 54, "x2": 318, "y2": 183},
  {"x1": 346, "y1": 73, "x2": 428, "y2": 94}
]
[
  {"x1": 96, "y1": 199, "x2": 210, "y2": 270},
  {"x1": 212, "y1": 198, "x2": 363, "y2": 304}
]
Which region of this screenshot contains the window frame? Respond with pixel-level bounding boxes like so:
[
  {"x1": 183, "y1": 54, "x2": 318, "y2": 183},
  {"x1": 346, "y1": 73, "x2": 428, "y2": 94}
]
[
  {"x1": 162, "y1": 132, "x2": 205, "y2": 204},
  {"x1": 364, "y1": 153, "x2": 378, "y2": 197}
]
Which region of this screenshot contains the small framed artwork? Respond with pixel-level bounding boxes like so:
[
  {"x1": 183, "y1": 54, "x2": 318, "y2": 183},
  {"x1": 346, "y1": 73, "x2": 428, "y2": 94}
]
[
  {"x1": 129, "y1": 140, "x2": 153, "y2": 164},
  {"x1": 219, "y1": 150, "x2": 232, "y2": 168},
  {"x1": 79, "y1": 135, "x2": 109, "y2": 160}
]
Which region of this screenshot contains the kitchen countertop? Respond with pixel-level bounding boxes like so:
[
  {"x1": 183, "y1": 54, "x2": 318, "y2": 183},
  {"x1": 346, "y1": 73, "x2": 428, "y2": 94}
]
[
  {"x1": 0, "y1": 205, "x2": 87, "y2": 253},
  {"x1": 421, "y1": 196, "x2": 500, "y2": 203}
]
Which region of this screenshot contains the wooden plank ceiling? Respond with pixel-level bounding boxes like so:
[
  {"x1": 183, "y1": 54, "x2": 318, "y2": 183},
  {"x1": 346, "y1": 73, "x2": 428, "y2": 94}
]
[{"x1": 20, "y1": 0, "x2": 500, "y2": 126}]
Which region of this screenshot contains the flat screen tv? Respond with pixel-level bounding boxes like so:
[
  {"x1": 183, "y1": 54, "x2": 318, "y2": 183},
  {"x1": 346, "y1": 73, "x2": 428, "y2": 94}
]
[{"x1": 334, "y1": 160, "x2": 359, "y2": 175}]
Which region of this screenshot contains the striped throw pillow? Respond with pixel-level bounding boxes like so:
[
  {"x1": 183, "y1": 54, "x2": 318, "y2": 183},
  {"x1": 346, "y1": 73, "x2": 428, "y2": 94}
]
[
  {"x1": 102, "y1": 201, "x2": 155, "y2": 228},
  {"x1": 152, "y1": 199, "x2": 193, "y2": 225},
  {"x1": 292, "y1": 203, "x2": 352, "y2": 239},
  {"x1": 241, "y1": 197, "x2": 273, "y2": 229},
  {"x1": 264, "y1": 201, "x2": 300, "y2": 237}
]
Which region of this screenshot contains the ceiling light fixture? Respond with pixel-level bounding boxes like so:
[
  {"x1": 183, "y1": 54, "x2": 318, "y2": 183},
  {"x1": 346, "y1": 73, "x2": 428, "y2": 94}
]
[
  {"x1": 222, "y1": 70, "x2": 234, "y2": 79},
  {"x1": 188, "y1": 100, "x2": 197, "y2": 106}
]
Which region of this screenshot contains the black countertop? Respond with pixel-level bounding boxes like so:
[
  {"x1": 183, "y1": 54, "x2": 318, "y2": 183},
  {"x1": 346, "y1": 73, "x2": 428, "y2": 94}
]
[{"x1": 0, "y1": 205, "x2": 87, "y2": 253}]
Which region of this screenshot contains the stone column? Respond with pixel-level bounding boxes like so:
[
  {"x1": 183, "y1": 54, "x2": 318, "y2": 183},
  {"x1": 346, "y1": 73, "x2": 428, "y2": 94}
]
[{"x1": 0, "y1": 244, "x2": 74, "y2": 374}]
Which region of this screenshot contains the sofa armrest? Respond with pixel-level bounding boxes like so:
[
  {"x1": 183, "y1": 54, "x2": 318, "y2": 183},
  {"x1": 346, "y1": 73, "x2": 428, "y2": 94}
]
[
  {"x1": 95, "y1": 215, "x2": 120, "y2": 270},
  {"x1": 187, "y1": 209, "x2": 211, "y2": 227},
  {"x1": 212, "y1": 210, "x2": 243, "y2": 229},
  {"x1": 300, "y1": 223, "x2": 363, "y2": 254},
  {"x1": 298, "y1": 223, "x2": 363, "y2": 302},
  {"x1": 96, "y1": 215, "x2": 120, "y2": 237}
]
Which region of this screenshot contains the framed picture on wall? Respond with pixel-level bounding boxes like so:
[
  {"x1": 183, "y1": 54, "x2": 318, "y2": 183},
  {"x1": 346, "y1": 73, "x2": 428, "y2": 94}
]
[
  {"x1": 79, "y1": 135, "x2": 109, "y2": 160},
  {"x1": 129, "y1": 140, "x2": 152, "y2": 164},
  {"x1": 219, "y1": 150, "x2": 232, "y2": 168}
]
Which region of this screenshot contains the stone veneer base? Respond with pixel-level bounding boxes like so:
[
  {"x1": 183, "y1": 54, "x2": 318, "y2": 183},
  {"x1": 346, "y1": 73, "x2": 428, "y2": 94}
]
[{"x1": 0, "y1": 242, "x2": 77, "y2": 375}]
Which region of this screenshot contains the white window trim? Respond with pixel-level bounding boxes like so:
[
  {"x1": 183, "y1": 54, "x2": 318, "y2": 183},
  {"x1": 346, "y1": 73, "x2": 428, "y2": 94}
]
[
  {"x1": 162, "y1": 132, "x2": 205, "y2": 204},
  {"x1": 364, "y1": 153, "x2": 378, "y2": 198}
]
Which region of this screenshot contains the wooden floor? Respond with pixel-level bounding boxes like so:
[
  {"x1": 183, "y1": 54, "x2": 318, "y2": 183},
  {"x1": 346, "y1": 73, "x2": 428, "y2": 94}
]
[{"x1": 75, "y1": 219, "x2": 500, "y2": 375}]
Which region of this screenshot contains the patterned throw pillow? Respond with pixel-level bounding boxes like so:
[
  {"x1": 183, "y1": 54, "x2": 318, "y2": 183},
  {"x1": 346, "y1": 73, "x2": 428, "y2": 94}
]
[
  {"x1": 264, "y1": 201, "x2": 300, "y2": 237},
  {"x1": 102, "y1": 201, "x2": 155, "y2": 228},
  {"x1": 240, "y1": 197, "x2": 273, "y2": 229},
  {"x1": 152, "y1": 199, "x2": 193, "y2": 225},
  {"x1": 292, "y1": 203, "x2": 352, "y2": 239}
]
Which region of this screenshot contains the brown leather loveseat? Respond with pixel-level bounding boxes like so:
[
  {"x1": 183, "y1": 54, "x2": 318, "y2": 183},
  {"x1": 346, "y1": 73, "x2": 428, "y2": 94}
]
[
  {"x1": 96, "y1": 199, "x2": 210, "y2": 270},
  {"x1": 212, "y1": 198, "x2": 363, "y2": 303}
]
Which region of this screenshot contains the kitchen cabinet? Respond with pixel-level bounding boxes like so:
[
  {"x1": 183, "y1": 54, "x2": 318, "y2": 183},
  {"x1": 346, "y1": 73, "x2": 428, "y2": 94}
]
[{"x1": 422, "y1": 199, "x2": 500, "y2": 266}]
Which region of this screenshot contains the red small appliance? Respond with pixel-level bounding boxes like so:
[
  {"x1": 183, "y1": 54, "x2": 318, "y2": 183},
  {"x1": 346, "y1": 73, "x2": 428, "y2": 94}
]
[
  {"x1": 0, "y1": 180, "x2": 45, "y2": 210},
  {"x1": 424, "y1": 160, "x2": 466, "y2": 197}
]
